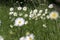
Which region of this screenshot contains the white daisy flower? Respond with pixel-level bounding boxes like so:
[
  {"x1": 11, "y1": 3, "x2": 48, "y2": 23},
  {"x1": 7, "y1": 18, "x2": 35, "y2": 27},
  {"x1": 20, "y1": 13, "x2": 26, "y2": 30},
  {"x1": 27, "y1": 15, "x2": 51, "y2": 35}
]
[
  {"x1": 23, "y1": 7, "x2": 27, "y2": 11},
  {"x1": 42, "y1": 13, "x2": 46, "y2": 16},
  {"x1": 10, "y1": 7, "x2": 14, "y2": 11},
  {"x1": 10, "y1": 25, "x2": 13, "y2": 28},
  {"x1": 0, "y1": 36, "x2": 4, "y2": 40},
  {"x1": 25, "y1": 34, "x2": 34, "y2": 40},
  {"x1": 48, "y1": 4, "x2": 54, "y2": 8},
  {"x1": 46, "y1": 15, "x2": 50, "y2": 19},
  {"x1": 39, "y1": 10, "x2": 43, "y2": 13},
  {"x1": 29, "y1": 14, "x2": 34, "y2": 18},
  {"x1": 24, "y1": 14, "x2": 28, "y2": 17},
  {"x1": 19, "y1": 37, "x2": 25, "y2": 40},
  {"x1": 33, "y1": 9, "x2": 38, "y2": 14},
  {"x1": 9, "y1": 12, "x2": 14, "y2": 15},
  {"x1": 37, "y1": 13, "x2": 41, "y2": 16},
  {"x1": 49, "y1": 11, "x2": 59, "y2": 19},
  {"x1": 17, "y1": 7, "x2": 22, "y2": 10},
  {"x1": 40, "y1": 16, "x2": 44, "y2": 19},
  {"x1": 43, "y1": 24, "x2": 47, "y2": 28},
  {"x1": 13, "y1": 12, "x2": 17, "y2": 16},
  {"x1": 25, "y1": 21, "x2": 28, "y2": 24},
  {"x1": 14, "y1": 17, "x2": 25, "y2": 26}
]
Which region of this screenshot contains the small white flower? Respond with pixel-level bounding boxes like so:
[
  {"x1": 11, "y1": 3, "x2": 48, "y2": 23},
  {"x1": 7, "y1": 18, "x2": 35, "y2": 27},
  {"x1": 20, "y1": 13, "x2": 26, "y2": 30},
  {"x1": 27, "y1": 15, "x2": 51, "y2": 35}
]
[
  {"x1": 24, "y1": 14, "x2": 28, "y2": 17},
  {"x1": 10, "y1": 25, "x2": 13, "y2": 28},
  {"x1": 13, "y1": 12, "x2": 17, "y2": 16},
  {"x1": 19, "y1": 13, "x2": 23, "y2": 16},
  {"x1": 40, "y1": 16, "x2": 44, "y2": 19},
  {"x1": 9, "y1": 12, "x2": 14, "y2": 15},
  {"x1": 48, "y1": 4, "x2": 54, "y2": 8},
  {"x1": 25, "y1": 21, "x2": 28, "y2": 25},
  {"x1": 39, "y1": 10, "x2": 43, "y2": 13},
  {"x1": 43, "y1": 24, "x2": 47, "y2": 28},
  {"x1": 23, "y1": 7, "x2": 27, "y2": 11},
  {"x1": 25, "y1": 34, "x2": 34, "y2": 40},
  {"x1": 14, "y1": 17, "x2": 25, "y2": 26},
  {"x1": 37, "y1": 13, "x2": 41, "y2": 16},
  {"x1": 29, "y1": 14, "x2": 34, "y2": 18},
  {"x1": 0, "y1": 36, "x2": 4, "y2": 40},
  {"x1": 42, "y1": 13, "x2": 46, "y2": 16},
  {"x1": 33, "y1": 9, "x2": 38, "y2": 14},
  {"x1": 45, "y1": 9, "x2": 48, "y2": 12},
  {"x1": 49, "y1": 11, "x2": 59, "y2": 19},
  {"x1": 17, "y1": 7, "x2": 22, "y2": 10},
  {"x1": 10, "y1": 7, "x2": 14, "y2": 11},
  {"x1": 19, "y1": 37, "x2": 25, "y2": 40},
  {"x1": 46, "y1": 15, "x2": 50, "y2": 19}
]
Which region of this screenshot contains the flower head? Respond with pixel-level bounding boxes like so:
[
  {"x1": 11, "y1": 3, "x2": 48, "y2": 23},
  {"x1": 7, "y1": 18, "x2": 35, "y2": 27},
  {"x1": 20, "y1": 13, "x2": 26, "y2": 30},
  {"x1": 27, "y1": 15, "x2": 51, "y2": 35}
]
[
  {"x1": 49, "y1": 11, "x2": 59, "y2": 19},
  {"x1": 0, "y1": 36, "x2": 4, "y2": 40},
  {"x1": 25, "y1": 34, "x2": 34, "y2": 40},
  {"x1": 23, "y1": 7, "x2": 27, "y2": 11},
  {"x1": 48, "y1": 4, "x2": 54, "y2": 8},
  {"x1": 14, "y1": 17, "x2": 25, "y2": 26},
  {"x1": 10, "y1": 7, "x2": 14, "y2": 11},
  {"x1": 17, "y1": 7, "x2": 22, "y2": 10}
]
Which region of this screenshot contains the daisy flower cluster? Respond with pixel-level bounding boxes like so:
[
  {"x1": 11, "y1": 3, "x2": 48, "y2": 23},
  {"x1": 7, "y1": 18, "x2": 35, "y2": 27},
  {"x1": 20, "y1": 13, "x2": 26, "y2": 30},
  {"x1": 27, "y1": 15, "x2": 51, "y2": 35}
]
[
  {"x1": 19, "y1": 32, "x2": 34, "y2": 40},
  {"x1": 9, "y1": 6, "x2": 28, "y2": 28}
]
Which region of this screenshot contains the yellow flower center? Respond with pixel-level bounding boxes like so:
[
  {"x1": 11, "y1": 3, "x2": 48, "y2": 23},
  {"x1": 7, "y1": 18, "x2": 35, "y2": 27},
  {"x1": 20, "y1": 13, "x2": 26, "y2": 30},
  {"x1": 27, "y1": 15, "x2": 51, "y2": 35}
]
[
  {"x1": 29, "y1": 37, "x2": 32, "y2": 40},
  {"x1": 18, "y1": 21, "x2": 21, "y2": 24},
  {"x1": 52, "y1": 13, "x2": 57, "y2": 17}
]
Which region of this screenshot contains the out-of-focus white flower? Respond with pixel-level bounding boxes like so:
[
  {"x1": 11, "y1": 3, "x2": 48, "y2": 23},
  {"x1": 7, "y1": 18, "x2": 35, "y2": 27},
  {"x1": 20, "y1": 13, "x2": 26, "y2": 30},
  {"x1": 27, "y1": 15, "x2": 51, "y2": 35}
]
[
  {"x1": 24, "y1": 14, "x2": 28, "y2": 17},
  {"x1": 37, "y1": 13, "x2": 41, "y2": 16},
  {"x1": 40, "y1": 16, "x2": 44, "y2": 19},
  {"x1": 14, "y1": 17, "x2": 25, "y2": 26},
  {"x1": 10, "y1": 25, "x2": 13, "y2": 28},
  {"x1": 42, "y1": 13, "x2": 46, "y2": 16},
  {"x1": 39, "y1": 10, "x2": 43, "y2": 13},
  {"x1": 25, "y1": 34, "x2": 34, "y2": 40},
  {"x1": 0, "y1": 36, "x2": 4, "y2": 40},
  {"x1": 45, "y1": 9, "x2": 48, "y2": 12},
  {"x1": 17, "y1": 7, "x2": 22, "y2": 10},
  {"x1": 23, "y1": 7, "x2": 27, "y2": 11},
  {"x1": 46, "y1": 15, "x2": 50, "y2": 19},
  {"x1": 25, "y1": 21, "x2": 28, "y2": 25},
  {"x1": 48, "y1": 4, "x2": 54, "y2": 8},
  {"x1": 29, "y1": 14, "x2": 34, "y2": 18},
  {"x1": 19, "y1": 37, "x2": 25, "y2": 40},
  {"x1": 13, "y1": 12, "x2": 17, "y2": 16},
  {"x1": 9, "y1": 12, "x2": 14, "y2": 15},
  {"x1": 49, "y1": 11, "x2": 59, "y2": 19},
  {"x1": 33, "y1": 9, "x2": 38, "y2": 14},
  {"x1": 43, "y1": 24, "x2": 47, "y2": 28},
  {"x1": 19, "y1": 13, "x2": 23, "y2": 16},
  {"x1": 10, "y1": 7, "x2": 14, "y2": 11}
]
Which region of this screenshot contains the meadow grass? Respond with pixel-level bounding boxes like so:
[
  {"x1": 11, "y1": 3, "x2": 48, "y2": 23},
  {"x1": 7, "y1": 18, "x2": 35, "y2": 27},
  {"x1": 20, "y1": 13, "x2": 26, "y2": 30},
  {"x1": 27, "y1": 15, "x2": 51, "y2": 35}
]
[{"x1": 0, "y1": 4, "x2": 60, "y2": 40}]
